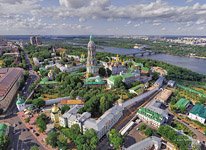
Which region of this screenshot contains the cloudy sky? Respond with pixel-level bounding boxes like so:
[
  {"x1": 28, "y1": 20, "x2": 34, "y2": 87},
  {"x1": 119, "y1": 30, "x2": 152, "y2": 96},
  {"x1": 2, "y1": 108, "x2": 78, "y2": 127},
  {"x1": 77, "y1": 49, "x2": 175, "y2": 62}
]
[{"x1": 0, "y1": 0, "x2": 206, "y2": 35}]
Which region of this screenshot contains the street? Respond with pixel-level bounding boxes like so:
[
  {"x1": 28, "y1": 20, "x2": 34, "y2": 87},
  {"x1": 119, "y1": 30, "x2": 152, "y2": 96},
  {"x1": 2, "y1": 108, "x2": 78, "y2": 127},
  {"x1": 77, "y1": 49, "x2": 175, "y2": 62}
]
[
  {"x1": 0, "y1": 114, "x2": 44, "y2": 150},
  {"x1": 21, "y1": 48, "x2": 39, "y2": 98}
]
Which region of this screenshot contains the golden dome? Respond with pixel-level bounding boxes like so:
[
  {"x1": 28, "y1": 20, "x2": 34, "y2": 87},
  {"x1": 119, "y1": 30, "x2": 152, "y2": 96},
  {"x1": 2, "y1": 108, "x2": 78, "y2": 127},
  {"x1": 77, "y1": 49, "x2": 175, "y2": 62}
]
[{"x1": 51, "y1": 104, "x2": 60, "y2": 113}]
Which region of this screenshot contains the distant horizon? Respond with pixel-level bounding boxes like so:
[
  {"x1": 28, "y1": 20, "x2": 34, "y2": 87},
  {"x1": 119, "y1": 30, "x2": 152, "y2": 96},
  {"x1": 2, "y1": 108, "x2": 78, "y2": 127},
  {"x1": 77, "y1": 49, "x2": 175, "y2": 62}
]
[{"x1": 1, "y1": 34, "x2": 206, "y2": 37}]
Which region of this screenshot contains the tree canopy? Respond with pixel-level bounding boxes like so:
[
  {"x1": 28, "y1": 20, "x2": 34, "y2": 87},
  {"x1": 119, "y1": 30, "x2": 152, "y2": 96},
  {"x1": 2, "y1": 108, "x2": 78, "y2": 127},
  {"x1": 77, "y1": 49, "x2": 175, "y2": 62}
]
[{"x1": 108, "y1": 129, "x2": 123, "y2": 150}]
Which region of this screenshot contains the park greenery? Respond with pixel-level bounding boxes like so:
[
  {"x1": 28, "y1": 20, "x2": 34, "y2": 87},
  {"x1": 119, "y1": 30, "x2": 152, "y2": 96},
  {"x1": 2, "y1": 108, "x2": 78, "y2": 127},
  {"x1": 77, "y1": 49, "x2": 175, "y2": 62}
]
[
  {"x1": 139, "y1": 123, "x2": 155, "y2": 137},
  {"x1": 171, "y1": 121, "x2": 195, "y2": 137},
  {"x1": 0, "y1": 47, "x2": 28, "y2": 69},
  {"x1": 61, "y1": 105, "x2": 70, "y2": 114},
  {"x1": 30, "y1": 145, "x2": 39, "y2": 150},
  {"x1": 0, "y1": 135, "x2": 9, "y2": 150},
  {"x1": 25, "y1": 45, "x2": 52, "y2": 62},
  {"x1": 46, "y1": 124, "x2": 98, "y2": 150},
  {"x1": 158, "y1": 125, "x2": 191, "y2": 150},
  {"x1": 35, "y1": 113, "x2": 48, "y2": 133},
  {"x1": 169, "y1": 85, "x2": 206, "y2": 113},
  {"x1": 33, "y1": 72, "x2": 131, "y2": 117},
  {"x1": 27, "y1": 98, "x2": 45, "y2": 108},
  {"x1": 108, "y1": 129, "x2": 123, "y2": 150}
]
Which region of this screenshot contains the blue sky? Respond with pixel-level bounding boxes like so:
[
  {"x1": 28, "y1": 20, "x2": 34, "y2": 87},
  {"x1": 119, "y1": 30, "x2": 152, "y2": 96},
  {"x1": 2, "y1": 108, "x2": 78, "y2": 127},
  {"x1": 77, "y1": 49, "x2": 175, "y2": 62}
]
[{"x1": 0, "y1": 0, "x2": 205, "y2": 35}]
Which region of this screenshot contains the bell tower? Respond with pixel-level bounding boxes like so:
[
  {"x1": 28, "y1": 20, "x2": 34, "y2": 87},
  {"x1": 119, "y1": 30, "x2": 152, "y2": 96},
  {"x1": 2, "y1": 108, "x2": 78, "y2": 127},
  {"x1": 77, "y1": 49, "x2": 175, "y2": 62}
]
[{"x1": 86, "y1": 35, "x2": 98, "y2": 77}]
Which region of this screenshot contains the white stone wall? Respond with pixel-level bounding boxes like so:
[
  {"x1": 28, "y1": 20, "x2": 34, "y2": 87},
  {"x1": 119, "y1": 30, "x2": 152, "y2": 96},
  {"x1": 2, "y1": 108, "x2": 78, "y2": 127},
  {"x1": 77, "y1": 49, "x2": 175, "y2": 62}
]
[{"x1": 188, "y1": 113, "x2": 206, "y2": 124}]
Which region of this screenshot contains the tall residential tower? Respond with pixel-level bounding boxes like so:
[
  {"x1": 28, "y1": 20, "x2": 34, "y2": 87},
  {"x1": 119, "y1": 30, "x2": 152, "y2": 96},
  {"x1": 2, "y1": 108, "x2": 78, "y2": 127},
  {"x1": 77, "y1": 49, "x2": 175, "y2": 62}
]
[{"x1": 86, "y1": 36, "x2": 99, "y2": 76}]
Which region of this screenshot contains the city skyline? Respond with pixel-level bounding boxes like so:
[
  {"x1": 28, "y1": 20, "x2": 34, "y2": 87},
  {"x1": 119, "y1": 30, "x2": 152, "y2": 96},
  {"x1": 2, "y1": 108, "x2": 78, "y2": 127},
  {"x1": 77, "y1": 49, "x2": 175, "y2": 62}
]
[{"x1": 0, "y1": 0, "x2": 206, "y2": 35}]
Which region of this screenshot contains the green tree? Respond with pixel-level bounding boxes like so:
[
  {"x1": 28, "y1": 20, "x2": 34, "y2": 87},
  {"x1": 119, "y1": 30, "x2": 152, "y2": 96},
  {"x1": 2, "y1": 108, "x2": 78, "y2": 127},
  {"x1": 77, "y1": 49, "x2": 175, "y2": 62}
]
[
  {"x1": 62, "y1": 124, "x2": 81, "y2": 141},
  {"x1": 139, "y1": 124, "x2": 146, "y2": 131},
  {"x1": 144, "y1": 128, "x2": 153, "y2": 136},
  {"x1": 98, "y1": 67, "x2": 106, "y2": 77},
  {"x1": 75, "y1": 129, "x2": 98, "y2": 150},
  {"x1": 0, "y1": 135, "x2": 9, "y2": 150},
  {"x1": 30, "y1": 145, "x2": 39, "y2": 150},
  {"x1": 108, "y1": 129, "x2": 123, "y2": 150},
  {"x1": 106, "y1": 68, "x2": 112, "y2": 77},
  {"x1": 114, "y1": 76, "x2": 124, "y2": 88},
  {"x1": 100, "y1": 96, "x2": 109, "y2": 114},
  {"x1": 32, "y1": 98, "x2": 45, "y2": 108},
  {"x1": 57, "y1": 133, "x2": 68, "y2": 150},
  {"x1": 36, "y1": 114, "x2": 47, "y2": 133},
  {"x1": 46, "y1": 131, "x2": 58, "y2": 148},
  {"x1": 61, "y1": 105, "x2": 70, "y2": 114}
]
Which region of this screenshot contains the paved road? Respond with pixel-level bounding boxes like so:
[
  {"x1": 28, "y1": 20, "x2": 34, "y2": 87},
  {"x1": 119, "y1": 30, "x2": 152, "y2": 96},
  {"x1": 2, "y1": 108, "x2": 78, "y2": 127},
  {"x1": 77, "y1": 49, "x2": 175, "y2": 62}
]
[
  {"x1": 21, "y1": 48, "x2": 39, "y2": 98},
  {"x1": 175, "y1": 116, "x2": 206, "y2": 143},
  {"x1": 0, "y1": 114, "x2": 44, "y2": 150}
]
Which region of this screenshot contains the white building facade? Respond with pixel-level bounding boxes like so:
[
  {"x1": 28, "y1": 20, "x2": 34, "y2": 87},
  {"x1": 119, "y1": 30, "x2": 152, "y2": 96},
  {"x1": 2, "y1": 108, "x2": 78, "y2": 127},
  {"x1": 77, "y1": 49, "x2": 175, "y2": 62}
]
[{"x1": 60, "y1": 105, "x2": 123, "y2": 139}]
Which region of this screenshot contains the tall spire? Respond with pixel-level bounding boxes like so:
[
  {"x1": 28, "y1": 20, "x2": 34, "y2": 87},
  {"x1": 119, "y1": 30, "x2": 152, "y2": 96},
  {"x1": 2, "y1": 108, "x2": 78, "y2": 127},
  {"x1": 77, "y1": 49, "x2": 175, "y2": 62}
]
[{"x1": 90, "y1": 35, "x2": 93, "y2": 41}]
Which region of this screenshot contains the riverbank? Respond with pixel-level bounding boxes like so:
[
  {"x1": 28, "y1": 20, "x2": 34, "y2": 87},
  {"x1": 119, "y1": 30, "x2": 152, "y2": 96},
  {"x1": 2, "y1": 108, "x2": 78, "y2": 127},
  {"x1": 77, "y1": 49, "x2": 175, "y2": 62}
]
[{"x1": 97, "y1": 46, "x2": 206, "y2": 75}]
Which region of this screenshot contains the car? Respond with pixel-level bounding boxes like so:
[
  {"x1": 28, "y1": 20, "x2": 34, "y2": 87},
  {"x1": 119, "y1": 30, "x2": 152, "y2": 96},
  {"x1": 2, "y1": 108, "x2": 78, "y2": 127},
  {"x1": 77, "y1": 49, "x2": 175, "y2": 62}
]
[
  {"x1": 29, "y1": 127, "x2": 33, "y2": 129},
  {"x1": 35, "y1": 133, "x2": 40, "y2": 136},
  {"x1": 136, "y1": 128, "x2": 139, "y2": 131},
  {"x1": 18, "y1": 121, "x2": 22, "y2": 125},
  {"x1": 23, "y1": 129, "x2": 26, "y2": 132}
]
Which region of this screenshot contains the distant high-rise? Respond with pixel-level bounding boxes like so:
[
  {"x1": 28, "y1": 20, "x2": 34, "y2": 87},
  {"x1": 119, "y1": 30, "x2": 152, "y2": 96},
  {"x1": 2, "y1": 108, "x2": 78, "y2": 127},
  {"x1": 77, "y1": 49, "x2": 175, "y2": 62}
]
[
  {"x1": 30, "y1": 36, "x2": 42, "y2": 46},
  {"x1": 86, "y1": 35, "x2": 98, "y2": 76}
]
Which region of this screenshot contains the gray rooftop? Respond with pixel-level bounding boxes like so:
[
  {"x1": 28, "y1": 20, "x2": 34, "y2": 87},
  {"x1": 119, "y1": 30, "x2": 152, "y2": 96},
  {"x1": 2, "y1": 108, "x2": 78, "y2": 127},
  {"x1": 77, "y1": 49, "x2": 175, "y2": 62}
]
[
  {"x1": 146, "y1": 100, "x2": 168, "y2": 119},
  {"x1": 126, "y1": 136, "x2": 162, "y2": 150},
  {"x1": 83, "y1": 105, "x2": 123, "y2": 131}
]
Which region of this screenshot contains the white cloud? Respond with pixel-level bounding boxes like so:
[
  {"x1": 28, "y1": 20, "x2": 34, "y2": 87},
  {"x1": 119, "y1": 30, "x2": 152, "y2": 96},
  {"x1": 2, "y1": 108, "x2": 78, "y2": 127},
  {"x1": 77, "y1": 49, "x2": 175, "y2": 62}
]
[
  {"x1": 127, "y1": 21, "x2": 132, "y2": 25},
  {"x1": 196, "y1": 19, "x2": 205, "y2": 25},
  {"x1": 59, "y1": 0, "x2": 90, "y2": 8},
  {"x1": 153, "y1": 23, "x2": 161, "y2": 26},
  {"x1": 161, "y1": 27, "x2": 166, "y2": 31},
  {"x1": 185, "y1": 0, "x2": 193, "y2": 3},
  {"x1": 134, "y1": 24, "x2": 140, "y2": 27},
  {"x1": 0, "y1": 0, "x2": 206, "y2": 35},
  {"x1": 197, "y1": 27, "x2": 204, "y2": 30}
]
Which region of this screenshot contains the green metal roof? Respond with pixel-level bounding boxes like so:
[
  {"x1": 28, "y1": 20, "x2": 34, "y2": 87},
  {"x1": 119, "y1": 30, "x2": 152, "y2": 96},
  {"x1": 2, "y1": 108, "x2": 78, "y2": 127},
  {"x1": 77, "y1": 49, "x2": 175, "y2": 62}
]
[
  {"x1": 108, "y1": 73, "x2": 134, "y2": 83},
  {"x1": 130, "y1": 84, "x2": 144, "y2": 91},
  {"x1": 189, "y1": 104, "x2": 206, "y2": 119},
  {"x1": 16, "y1": 95, "x2": 25, "y2": 105},
  {"x1": 85, "y1": 76, "x2": 106, "y2": 85},
  {"x1": 0, "y1": 124, "x2": 8, "y2": 137},
  {"x1": 137, "y1": 107, "x2": 163, "y2": 123},
  {"x1": 40, "y1": 77, "x2": 58, "y2": 85},
  {"x1": 108, "y1": 75, "x2": 122, "y2": 83},
  {"x1": 121, "y1": 73, "x2": 134, "y2": 79},
  {"x1": 133, "y1": 62, "x2": 143, "y2": 67},
  {"x1": 175, "y1": 98, "x2": 190, "y2": 109},
  {"x1": 141, "y1": 67, "x2": 150, "y2": 72}
]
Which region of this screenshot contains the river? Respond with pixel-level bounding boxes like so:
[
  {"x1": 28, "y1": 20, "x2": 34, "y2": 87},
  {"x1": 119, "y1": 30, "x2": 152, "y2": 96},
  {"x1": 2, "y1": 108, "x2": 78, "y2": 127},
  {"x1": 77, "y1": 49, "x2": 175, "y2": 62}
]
[{"x1": 97, "y1": 47, "x2": 206, "y2": 75}]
